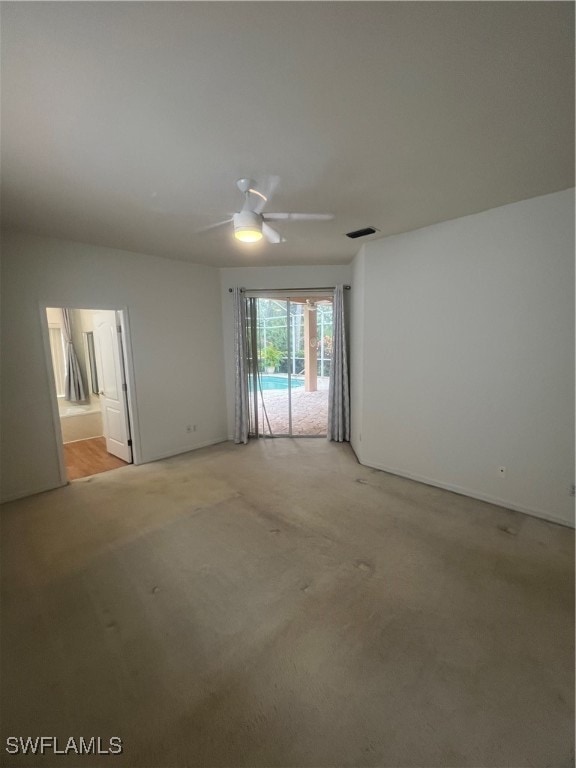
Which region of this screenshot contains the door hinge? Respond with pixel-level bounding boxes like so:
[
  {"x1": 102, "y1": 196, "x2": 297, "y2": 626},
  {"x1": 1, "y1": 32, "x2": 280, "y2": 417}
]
[
  {"x1": 117, "y1": 325, "x2": 122, "y2": 333},
  {"x1": 128, "y1": 439, "x2": 132, "y2": 447},
  {"x1": 122, "y1": 382, "x2": 128, "y2": 392}
]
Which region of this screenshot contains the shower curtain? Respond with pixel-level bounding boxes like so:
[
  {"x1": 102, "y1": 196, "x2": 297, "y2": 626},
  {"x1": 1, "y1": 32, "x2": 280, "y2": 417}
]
[{"x1": 62, "y1": 308, "x2": 87, "y2": 402}]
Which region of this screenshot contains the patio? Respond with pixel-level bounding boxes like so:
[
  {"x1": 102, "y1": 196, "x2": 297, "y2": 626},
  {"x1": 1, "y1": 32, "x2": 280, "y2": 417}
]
[{"x1": 254, "y1": 376, "x2": 329, "y2": 436}]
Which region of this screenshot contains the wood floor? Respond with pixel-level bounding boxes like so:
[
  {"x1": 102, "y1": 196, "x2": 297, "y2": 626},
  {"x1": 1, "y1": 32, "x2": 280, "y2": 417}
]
[{"x1": 63, "y1": 436, "x2": 129, "y2": 480}]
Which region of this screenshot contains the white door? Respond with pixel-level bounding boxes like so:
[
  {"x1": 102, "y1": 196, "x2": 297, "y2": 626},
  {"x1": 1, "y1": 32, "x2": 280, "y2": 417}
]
[{"x1": 93, "y1": 310, "x2": 133, "y2": 463}]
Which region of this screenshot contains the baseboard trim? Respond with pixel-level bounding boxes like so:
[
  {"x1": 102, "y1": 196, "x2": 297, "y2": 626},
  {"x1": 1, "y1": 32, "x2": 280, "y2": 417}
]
[
  {"x1": 144, "y1": 436, "x2": 230, "y2": 464},
  {"x1": 1, "y1": 480, "x2": 68, "y2": 504},
  {"x1": 357, "y1": 455, "x2": 575, "y2": 529},
  {"x1": 1, "y1": 438, "x2": 231, "y2": 503}
]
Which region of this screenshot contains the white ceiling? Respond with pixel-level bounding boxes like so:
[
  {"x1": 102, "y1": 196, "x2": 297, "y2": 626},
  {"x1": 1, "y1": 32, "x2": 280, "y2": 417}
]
[{"x1": 1, "y1": 2, "x2": 573, "y2": 267}]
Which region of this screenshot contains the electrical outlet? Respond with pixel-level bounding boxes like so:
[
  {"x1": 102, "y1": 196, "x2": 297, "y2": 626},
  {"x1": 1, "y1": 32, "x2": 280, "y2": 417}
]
[
  {"x1": 570, "y1": 484, "x2": 575, "y2": 497},
  {"x1": 186, "y1": 425, "x2": 192, "y2": 433},
  {"x1": 498, "y1": 466, "x2": 506, "y2": 477}
]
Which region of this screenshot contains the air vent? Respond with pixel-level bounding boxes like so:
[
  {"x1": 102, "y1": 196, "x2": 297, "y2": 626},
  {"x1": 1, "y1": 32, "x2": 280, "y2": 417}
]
[{"x1": 345, "y1": 227, "x2": 379, "y2": 239}]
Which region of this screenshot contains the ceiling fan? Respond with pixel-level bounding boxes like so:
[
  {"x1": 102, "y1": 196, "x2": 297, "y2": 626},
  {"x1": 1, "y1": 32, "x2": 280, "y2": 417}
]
[{"x1": 199, "y1": 178, "x2": 334, "y2": 244}]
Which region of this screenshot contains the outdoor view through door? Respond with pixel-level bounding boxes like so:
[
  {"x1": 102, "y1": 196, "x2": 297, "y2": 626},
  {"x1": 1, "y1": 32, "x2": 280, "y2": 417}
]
[{"x1": 247, "y1": 295, "x2": 333, "y2": 437}]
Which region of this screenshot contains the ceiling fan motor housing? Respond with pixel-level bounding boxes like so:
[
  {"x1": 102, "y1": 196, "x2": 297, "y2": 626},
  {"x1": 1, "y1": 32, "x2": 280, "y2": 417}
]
[{"x1": 234, "y1": 210, "x2": 261, "y2": 230}]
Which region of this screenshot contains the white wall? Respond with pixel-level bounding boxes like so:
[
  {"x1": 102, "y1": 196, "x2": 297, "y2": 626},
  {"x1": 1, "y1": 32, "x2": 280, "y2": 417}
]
[
  {"x1": 219, "y1": 265, "x2": 352, "y2": 438},
  {"x1": 1, "y1": 231, "x2": 228, "y2": 501},
  {"x1": 352, "y1": 189, "x2": 575, "y2": 527}
]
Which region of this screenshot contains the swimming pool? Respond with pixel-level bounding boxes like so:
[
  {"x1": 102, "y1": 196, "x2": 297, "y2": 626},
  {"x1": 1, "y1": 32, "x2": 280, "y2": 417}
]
[{"x1": 250, "y1": 375, "x2": 304, "y2": 391}]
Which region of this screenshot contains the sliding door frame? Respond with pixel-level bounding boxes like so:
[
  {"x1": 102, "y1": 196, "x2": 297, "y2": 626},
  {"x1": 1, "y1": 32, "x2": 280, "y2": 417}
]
[{"x1": 245, "y1": 292, "x2": 332, "y2": 439}]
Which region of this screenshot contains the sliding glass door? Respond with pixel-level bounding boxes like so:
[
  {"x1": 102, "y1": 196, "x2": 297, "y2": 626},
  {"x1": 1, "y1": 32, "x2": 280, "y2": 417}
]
[{"x1": 246, "y1": 294, "x2": 333, "y2": 437}]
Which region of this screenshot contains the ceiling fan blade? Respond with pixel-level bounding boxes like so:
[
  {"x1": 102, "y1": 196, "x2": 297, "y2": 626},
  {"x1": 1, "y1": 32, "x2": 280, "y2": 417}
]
[
  {"x1": 195, "y1": 218, "x2": 232, "y2": 234},
  {"x1": 251, "y1": 175, "x2": 280, "y2": 214},
  {"x1": 262, "y1": 222, "x2": 286, "y2": 244},
  {"x1": 263, "y1": 212, "x2": 334, "y2": 221}
]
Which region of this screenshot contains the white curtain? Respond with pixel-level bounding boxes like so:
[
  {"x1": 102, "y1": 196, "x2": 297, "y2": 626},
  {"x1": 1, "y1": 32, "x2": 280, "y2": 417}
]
[
  {"x1": 62, "y1": 308, "x2": 87, "y2": 402},
  {"x1": 233, "y1": 288, "x2": 250, "y2": 444},
  {"x1": 327, "y1": 285, "x2": 350, "y2": 441},
  {"x1": 48, "y1": 327, "x2": 66, "y2": 397}
]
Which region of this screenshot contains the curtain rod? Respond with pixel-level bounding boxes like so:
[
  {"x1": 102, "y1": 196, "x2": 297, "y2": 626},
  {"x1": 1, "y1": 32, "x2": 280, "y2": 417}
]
[{"x1": 228, "y1": 286, "x2": 351, "y2": 293}]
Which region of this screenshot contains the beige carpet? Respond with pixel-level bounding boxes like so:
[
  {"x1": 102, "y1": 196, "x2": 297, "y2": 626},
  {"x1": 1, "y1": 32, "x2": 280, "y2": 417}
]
[{"x1": 1, "y1": 439, "x2": 574, "y2": 767}]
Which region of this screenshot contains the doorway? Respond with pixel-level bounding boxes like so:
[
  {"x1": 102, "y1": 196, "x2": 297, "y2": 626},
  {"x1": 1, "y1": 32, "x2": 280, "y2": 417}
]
[
  {"x1": 246, "y1": 294, "x2": 333, "y2": 437},
  {"x1": 45, "y1": 307, "x2": 135, "y2": 481}
]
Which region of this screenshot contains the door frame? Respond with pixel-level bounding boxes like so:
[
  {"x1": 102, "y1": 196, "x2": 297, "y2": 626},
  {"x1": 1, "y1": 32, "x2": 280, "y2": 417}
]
[{"x1": 39, "y1": 302, "x2": 141, "y2": 485}]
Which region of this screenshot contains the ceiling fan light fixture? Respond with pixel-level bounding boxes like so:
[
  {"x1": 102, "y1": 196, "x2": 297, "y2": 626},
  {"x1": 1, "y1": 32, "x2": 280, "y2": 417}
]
[
  {"x1": 233, "y1": 210, "x2": 263, "y2": 243},
  {"x1": 235, "y1": 228, "x2": 263, "y2": 243}
]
